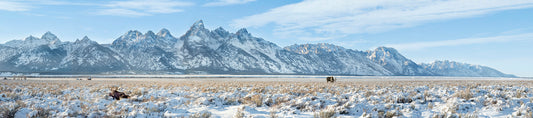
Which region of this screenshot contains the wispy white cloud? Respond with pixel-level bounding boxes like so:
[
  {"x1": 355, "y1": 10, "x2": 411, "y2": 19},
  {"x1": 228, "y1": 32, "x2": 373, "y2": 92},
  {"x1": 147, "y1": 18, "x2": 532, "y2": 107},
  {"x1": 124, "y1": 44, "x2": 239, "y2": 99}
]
[
  {"x1": 22, "y1": 0, "x2": 97, "y2": 6},
  {"x1": 0, "y1": 1, "x2": 32, "y2": 11},
  {"x1": 96, "y1": 8, "x2": 150, "y2": 16},
  {"x1": 386, "y1": 33, "x2": 533, "y2": 50},
  {"x1": 204, "y1": 0, "x2": 255, "y2": 7},
  {"x1": 232, "y1": 0, "x2": 533, "y2": 40},
  {"x1": 97, "y1": 0, "x2": 194, "y2": 16},
  {"x1": 0, "y1": 0, "x2": 98, "y2": 12},
  {"x1": 0, "y1": 0, "x2": 193, "y2": 16}
]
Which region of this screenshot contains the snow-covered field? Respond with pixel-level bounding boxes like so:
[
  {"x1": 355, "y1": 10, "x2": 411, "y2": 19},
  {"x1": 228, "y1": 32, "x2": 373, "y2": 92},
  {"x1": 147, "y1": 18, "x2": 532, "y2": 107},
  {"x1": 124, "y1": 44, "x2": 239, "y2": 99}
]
[{"x1": 1, "y1": 76, "x2": 532, "y2": 118}]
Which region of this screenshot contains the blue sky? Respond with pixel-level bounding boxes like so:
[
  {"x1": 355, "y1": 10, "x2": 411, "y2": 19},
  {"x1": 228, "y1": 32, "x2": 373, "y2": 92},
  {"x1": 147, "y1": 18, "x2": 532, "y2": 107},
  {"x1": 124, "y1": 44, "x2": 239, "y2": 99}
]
[{"x1": 1, "y1": 0, "x2": 532, "y2": 77}]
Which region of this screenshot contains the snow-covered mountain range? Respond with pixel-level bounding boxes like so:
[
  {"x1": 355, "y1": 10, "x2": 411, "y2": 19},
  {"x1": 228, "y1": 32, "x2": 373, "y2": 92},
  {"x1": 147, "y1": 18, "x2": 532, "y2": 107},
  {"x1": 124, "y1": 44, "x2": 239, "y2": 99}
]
[{"x1": 0, "y1": 20, "x2": 515, "y2": 77}]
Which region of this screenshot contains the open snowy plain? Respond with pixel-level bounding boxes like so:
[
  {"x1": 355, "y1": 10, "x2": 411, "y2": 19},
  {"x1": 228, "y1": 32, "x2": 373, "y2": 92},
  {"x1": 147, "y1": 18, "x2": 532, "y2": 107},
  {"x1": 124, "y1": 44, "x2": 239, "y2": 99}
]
[{"x1": 1, "y1": 76, "x2": 532, "y2": 118}]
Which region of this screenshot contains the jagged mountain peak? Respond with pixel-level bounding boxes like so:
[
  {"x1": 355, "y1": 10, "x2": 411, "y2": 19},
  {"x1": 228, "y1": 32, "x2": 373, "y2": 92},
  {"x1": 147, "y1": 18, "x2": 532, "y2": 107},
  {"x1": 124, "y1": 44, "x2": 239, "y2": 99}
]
[
  {"x1": 0, "y1": 20, "x2": 513, "y2": 77},
  {"x1": 215, "y1": 27, "x2": 225, "y2": 31},
  {"x1": 25, "y1": 35, "x2": 40, "y2": 40},
  {"x1": 156, "y1": 28, "x2": 176, "y2": 41},
  {"x1": 365, "y1": 46, "x2": 428, "y2": 76},
  {"x1": 125, "y1": 30, "x2": 143, "y2": 36},
  {"x1": 112, "y1": 28, "x2": 179, "y2": 49},
  {"x1": 145, "y1": 30, "x2": 156, "y2": 37},
  {"x1": 81, "y1": 36, "x2": 93, "y2": 42},
  {"x1": 158, "y1": 28, "x2": 170, "y2": 34},
  {"x1": 369, "y1": 46, "x2": 402, "y2": 57},
  {"x1": 117, "y1": 30, "x2": 143, "y2": 42},
  {"x1": 191, "y1": 20, "x2": 205, "y2": 29},
  {"x1": 3, "y1": 32, "x2": 63, "y2": 49},
  {"x1": 213, "y1": 27, "x2": 230, "y2": 38},
  {"x1": 183, "y1": 20, "x2": 210, "y2": 38},
  {"x1": 236, "y1": 28, "x2": 251, "y2": 36},
  {"x1": 236, "y1": 28, "x2": 248, "y2": 34},
  {"x1": 74, "y1": 36, "x2": 96, "y2": 44},
  {"x1": 374, "y1": 46, "x2": 398, "y2": 53},
  {"x1": 367, "y1": 46, "x2": 404, "y2": 58},
  {"x1": 234, "y1": 28, "x2": 253, "y2": 40},
  {"x1": 41, "y1": 31, "x2": 59, "y2": 41},
  {"x1": 82, "y1": 36, "x2": 90, "y2": 41},
  {"x1": 112, "y1": 30, "x2": 142, "y2": 48},
  {"x1": 157, "y1": 28, "x2": 172, "y2": 37}
]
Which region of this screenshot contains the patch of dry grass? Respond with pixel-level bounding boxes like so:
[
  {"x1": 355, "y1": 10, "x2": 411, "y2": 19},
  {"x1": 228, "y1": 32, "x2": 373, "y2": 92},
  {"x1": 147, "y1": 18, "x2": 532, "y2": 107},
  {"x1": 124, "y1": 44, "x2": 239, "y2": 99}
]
[{"x1": 1, "y1": 78, "x2": 533, "y2": 117}]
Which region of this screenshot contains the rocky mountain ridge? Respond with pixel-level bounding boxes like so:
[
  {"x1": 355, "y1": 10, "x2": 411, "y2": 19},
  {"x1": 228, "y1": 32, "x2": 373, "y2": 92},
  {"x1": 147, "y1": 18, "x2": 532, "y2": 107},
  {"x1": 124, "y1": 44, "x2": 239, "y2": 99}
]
[{"x1": 0, "y1": 20, "x2": 515, "y2": 77}]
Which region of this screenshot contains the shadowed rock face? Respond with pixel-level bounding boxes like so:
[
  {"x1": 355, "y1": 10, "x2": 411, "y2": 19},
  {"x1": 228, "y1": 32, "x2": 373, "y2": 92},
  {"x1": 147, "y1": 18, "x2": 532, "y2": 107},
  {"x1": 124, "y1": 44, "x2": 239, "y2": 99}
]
[{"x1": 109, "y1": 90, "x2": 129, "y2": 100}]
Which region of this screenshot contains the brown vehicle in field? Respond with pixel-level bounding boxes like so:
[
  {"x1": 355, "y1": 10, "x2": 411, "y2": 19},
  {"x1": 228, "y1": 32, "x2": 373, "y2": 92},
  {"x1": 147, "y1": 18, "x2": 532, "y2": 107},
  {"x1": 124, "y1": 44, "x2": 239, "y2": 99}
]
[{"x1": 326, "y1": 76, "x2": 336, "y2": 83}]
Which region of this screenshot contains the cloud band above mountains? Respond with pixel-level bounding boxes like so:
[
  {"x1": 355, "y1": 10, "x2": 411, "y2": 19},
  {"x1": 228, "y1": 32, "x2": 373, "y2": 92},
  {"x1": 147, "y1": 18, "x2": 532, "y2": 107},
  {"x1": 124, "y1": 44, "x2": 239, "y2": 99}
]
[{"x1": 231, "y1": 0, "x2": 533, "y2": 40}]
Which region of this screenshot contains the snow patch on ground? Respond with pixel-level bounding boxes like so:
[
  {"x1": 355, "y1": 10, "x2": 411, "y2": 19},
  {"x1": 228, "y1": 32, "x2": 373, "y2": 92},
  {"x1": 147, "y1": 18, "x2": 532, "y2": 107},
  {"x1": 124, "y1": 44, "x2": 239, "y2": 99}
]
[{"x1": 0, "y1": 77, "x2": 532, "y2": 117}]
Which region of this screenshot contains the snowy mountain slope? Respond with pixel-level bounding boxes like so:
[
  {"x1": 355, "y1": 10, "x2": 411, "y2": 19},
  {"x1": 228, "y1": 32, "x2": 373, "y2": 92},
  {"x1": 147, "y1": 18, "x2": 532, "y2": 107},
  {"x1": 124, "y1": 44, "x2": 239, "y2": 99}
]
[
  {"x1": 1, "y1": 45, "x2": 66, "y2": 72},
  {"x1": 4, "y1": 32, "x2": 61, "y2": 49},
  {"x1": 177, "y1": 20, "x2": 293, "y2": 74},
  {"x1": 0, "y1": 33, "x2": 66, "y2": 72},
  {"x1": 282, "y1": 43, "x2": 392, "y2": 75},
  {"x1": 111, "y1": 29, "x2": 180, "y2": 71},
  {"x1": 176, "y1": 20, "x2": 225, "y2": 71},
  {"x1": 421, "y1": 60, "x2": 515, "y2": 77},
  {"x1": 0, "y1": 20, "x2": 515, "y2": 77},
  {"x1": 215, "y1": 29, "x2": 294, "y2": 74},
  {"x1": 0, "y1": 33, "x2": 129, "y2": 73},
  {"x1": 59, "y1": 36, "x2": 129, "y2": 73},
  {"x1": 0, "y1": 45, "x2": 18, "y2": 62},
  {"x1": 366, "y1": 47, "x2": 431, "y2": 76}
]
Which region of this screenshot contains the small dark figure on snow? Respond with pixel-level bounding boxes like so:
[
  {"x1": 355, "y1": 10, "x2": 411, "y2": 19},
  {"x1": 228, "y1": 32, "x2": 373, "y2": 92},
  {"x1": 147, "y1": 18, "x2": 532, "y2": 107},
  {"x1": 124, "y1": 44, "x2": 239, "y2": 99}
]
[
  {"x1": 326, "y1": 76, "x2": 336, "y2": 83},
  {"x1": 109, "y1": 90, "x2": 129, "y2": 100}
]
